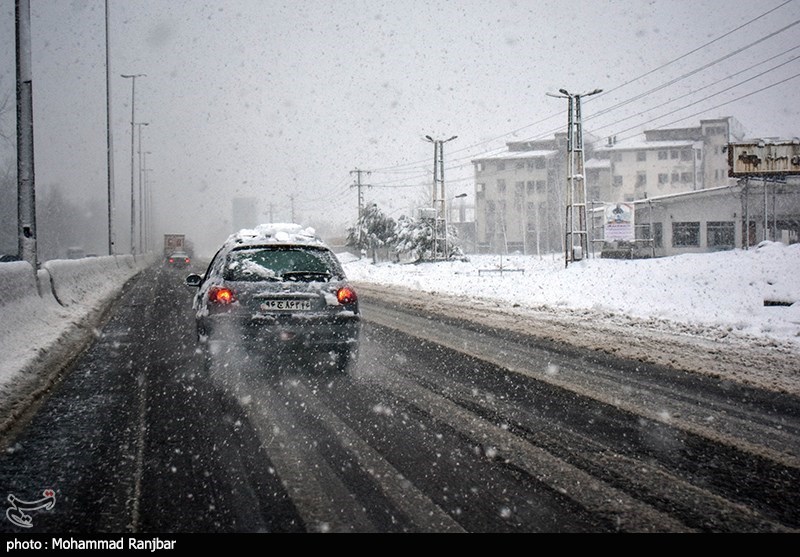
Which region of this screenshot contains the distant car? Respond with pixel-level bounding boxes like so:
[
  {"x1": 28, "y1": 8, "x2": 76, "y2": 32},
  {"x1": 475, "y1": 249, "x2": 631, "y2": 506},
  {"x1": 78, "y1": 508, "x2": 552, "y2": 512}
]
[
  {"x1": 0, "y1": 254, "x2": 21, "y2": 263},
  {"x1": 185, "y1": 223, "x2": 361, "y2": 373},
  {"x1": 166, "y1": 251, "x2": 191, "y2": 268}
]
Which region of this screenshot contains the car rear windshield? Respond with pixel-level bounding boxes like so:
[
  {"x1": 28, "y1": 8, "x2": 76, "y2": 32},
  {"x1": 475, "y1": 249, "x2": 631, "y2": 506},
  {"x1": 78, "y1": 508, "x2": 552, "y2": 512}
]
[{"x1": 224, "y1": 246, "x2": 344, "y2": 282}]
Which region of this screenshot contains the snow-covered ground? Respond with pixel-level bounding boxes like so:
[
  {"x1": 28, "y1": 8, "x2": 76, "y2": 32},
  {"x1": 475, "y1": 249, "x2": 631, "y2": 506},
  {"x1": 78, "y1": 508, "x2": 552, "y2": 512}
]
[
  {"x1": 0, "y1": 255, "x2": 154, "y2": 429},
  {"x1": 342, "y1": 242, "x2": 800, "y2": 393},
  {"x1": 343, "y1": 242, "x2": 800, "y2": 344}
]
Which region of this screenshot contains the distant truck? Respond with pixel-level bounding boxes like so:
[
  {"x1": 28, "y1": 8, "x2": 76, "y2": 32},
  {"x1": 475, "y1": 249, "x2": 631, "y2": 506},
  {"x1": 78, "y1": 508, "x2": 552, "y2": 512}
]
[{"x1": 163, "y1": 234, "x2": 186, "y2": 257}]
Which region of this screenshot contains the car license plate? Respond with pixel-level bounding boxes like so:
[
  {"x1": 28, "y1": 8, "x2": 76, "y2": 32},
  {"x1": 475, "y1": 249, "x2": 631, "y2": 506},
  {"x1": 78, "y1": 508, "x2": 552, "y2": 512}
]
[{"x1": 260, "y1": 299, "x2": 311, "y2": 311}]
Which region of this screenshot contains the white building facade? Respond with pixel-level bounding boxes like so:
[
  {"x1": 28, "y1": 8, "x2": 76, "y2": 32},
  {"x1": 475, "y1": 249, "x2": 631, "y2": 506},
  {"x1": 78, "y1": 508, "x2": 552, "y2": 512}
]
[{"x1": 470, "y1": 116, "x2": 800, "y2": 256}]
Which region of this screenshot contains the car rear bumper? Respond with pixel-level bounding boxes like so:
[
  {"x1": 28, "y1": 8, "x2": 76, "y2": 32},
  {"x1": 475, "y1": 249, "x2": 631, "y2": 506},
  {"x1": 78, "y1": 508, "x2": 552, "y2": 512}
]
[{"x1": 199, "y1": 312, "x2": 361, "y2": 351}]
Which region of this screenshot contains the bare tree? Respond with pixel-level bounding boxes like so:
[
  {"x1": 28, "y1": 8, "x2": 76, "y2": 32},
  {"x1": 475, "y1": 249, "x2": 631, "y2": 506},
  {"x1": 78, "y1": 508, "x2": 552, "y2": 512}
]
[
  {"x1": 0, "y1": 75, "x2": 13, "y2": 147},
  {"x1": 0, "y1": 76, "x2": 17, "y2": 253}
]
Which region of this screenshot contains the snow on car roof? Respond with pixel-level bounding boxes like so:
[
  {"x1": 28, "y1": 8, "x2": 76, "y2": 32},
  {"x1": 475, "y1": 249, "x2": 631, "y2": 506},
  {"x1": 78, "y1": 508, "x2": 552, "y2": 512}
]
[{"x1": 224, "y1": 223, "x2": 327, "y2": 249}]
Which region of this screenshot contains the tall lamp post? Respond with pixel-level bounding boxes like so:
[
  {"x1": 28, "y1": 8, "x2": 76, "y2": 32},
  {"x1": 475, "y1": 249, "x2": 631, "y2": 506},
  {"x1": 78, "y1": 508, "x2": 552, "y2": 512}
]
[
  {"x1": 142, "y1": 151, "x2": 151, "y2": 252},
  {"x1": 546, "y1": 88, "x2": 602, "y2": 267},
  {"x1": 135, "y1": 122, "x2": 149, "y2": 253},
  {"x1": 424, "y1": 134, "x2": 457, "y2": 259},
  {"x1": 121, "y1": 73, "x2": 145, "y2": 254},
  {"x1": 104, "y1": 0, "x2": 114, "y2": 255}
]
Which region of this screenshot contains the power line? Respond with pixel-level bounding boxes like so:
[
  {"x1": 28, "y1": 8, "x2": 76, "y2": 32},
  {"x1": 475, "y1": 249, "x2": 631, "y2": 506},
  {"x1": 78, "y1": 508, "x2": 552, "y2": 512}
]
[
  {"x1": 608, "y1": 71, "x2": 800, "y2": 144},
  {"x1": 589, "y1": 0, "x2": 796, "y2": 103},
  {"x1": 364, "y1": 1, "x2": 798, "y2": 176},
  {"x1": 589, "y1": 52, "x2": 800, "y2": 137},
  {"x1": 585, "y1": 18, "x2": 800, "y2": 121}
]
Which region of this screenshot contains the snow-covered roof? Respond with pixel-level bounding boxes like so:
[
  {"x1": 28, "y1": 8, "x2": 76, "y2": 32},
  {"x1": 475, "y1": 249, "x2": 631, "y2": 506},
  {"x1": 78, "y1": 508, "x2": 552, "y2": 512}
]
[
  {"x1": 473, "y1": 149, "x2": 558, "y2": 162},
  {"x1": 225, "y1": 223, "x2": 327, "y2": 248},
  {"x1": 595, "y1": 138, "x2": 701, "y2": 152},
  {"x1": 631, "y1": 185, "x2": 737, "y2": 204},
  {"x1": 584, "y1": 158, "x2": 611, "y2": 170}
]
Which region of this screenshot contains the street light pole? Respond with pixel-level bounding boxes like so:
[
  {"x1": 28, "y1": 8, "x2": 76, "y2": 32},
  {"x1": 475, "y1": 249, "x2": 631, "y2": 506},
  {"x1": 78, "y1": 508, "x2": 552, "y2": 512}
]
[
  {"x1": 546, "y1": 88, "x2": 602, "y2": 267},
  {"x1": 136, "y1": 122, "x2": 149, "y2": 253},
  {"x1": 121, "y1": 73, "x2": 145, "y2": 255},
  {"x1": 142, "y1": 151, "x2": 151, "y2": 252},
  {"x1": 424, "y1": 135, "x2": 457, "y2": 259},
  {"x1": 104, "y1": 0, "x2": 115, "y2": 255}
]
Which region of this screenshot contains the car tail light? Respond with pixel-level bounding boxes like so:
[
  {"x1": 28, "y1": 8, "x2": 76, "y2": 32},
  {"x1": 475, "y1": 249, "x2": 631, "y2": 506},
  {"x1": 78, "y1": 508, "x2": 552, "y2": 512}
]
[
  {"x1": 169, "y1": 258, "x2": 174, "y2": 263},
  {"x1": 185, "y1": 258, "x2": 190, "y2": 264},
  {"x1": 209, "y1": 286, "x2": 236, "y2": 304},
  {"x1": 336, "y1": 286, "x2": 357, "y2": 305}
]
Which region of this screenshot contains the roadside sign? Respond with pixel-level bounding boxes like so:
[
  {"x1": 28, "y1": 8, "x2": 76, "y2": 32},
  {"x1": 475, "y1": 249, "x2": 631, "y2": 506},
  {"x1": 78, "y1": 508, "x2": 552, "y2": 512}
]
[
  {"x1": 604, "y1": 203, "x2": 635, "y2": 241},
  {"x1": 728, "y1": 141, "x2": 800, "y2": 176}
]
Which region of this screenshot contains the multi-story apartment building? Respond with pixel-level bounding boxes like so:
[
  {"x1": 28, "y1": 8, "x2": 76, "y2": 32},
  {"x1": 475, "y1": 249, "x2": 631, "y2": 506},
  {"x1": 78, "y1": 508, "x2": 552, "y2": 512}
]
[
  {"x1": 594, "y1": 116, "x2": 746, "y2": 202},
  {"x1": 473, "y1": 117, "x2": 747, "y2": 254},
  {"x1": 472, "y1": 132, "x2": 579, "y2": 254}
]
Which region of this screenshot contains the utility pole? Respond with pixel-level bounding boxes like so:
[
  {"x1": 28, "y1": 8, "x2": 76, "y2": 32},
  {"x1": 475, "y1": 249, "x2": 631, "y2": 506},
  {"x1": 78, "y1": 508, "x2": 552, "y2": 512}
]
[
  {"x1": 142, "y1": 150, "x2": 151, "y2": 251},
  {"x1": 547, "y1": 88, "x2": 601, "y2": 267},
  {"x1": 424, "y1": 135, "x2": 457, "y2": 259},
  {"x1": 104, "y1": 0, "x2": 115, "y2": 255},
  {"x1": 136, "y1": 122, "x2": 148, "y2": 253},
  {"x1": 350, "y1": 168, "x2": 371, "y2": 245},
  {"x1": 121, "y1": 73, "x2": 145, "y2": 255},
  {"x1": 16, "y1": 0, "x2": 36, "y2": 270}
]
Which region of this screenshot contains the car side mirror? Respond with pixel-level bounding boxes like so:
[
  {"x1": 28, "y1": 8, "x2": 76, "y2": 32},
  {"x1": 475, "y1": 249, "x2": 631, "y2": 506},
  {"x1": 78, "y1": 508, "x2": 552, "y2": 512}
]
[{"x1": 185, "y1": 273, "x2": 203, "y2": 287}]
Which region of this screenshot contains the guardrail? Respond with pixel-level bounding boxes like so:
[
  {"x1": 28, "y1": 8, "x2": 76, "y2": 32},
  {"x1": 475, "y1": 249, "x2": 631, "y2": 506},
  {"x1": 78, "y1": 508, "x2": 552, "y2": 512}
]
[{"x1": 0, "y1": 254, "x2": 155, "y2": 376}]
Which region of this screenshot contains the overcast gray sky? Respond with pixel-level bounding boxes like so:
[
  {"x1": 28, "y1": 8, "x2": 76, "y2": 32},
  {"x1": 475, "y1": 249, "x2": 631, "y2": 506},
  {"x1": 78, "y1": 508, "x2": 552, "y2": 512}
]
[{"x1": 1, "y1": 0, "x2": 799, "y2": 255}]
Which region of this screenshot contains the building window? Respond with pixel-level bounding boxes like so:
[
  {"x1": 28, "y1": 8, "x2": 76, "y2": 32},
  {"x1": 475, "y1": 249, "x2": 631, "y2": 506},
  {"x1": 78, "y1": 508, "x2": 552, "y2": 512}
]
[
  {"x1": 535, "y1": 158, "x2": 546, "y2": 169},
  {"x1": 514, "y1": 182, "x2": 524, "y2": 207},
  {"x1": 612, "y1": 152, "x2": 622, "y2": 162},
  {"x1": 624, "y1": 194, "x2": 635, "y2": 202},
  {"x1": 658, "y1": 173, "x2": 668, "y2": 185},
  {"x1": 673, "y1": 222, "x2": 700, "y2": 247},
  {"x1": 671, "y1": 172, "x2": 680, "y2": 183},
  {"x1": 497, "y1": 179, "x2": 506, "y2": 193},
  {"x1": 613, "y1": 175, "x2": 623, "y2": 187},
  {"x1": 681, "y1": 149, "x2": 692, "y2": 161},
  {"x1": 637, "y1": 151, "x2": 647, "y2": 162},
  {"x1": 475, "y1": 162, "x2": 484, "y2": 173},
  {"x1": 527, "y1": 180, "x2": 535, "y2": 194},
  {"x1": 658, "y1": 150, "x2": 668, "y2": 160},
  {"x1": 636, "y1": 172, "x2": 647, "y2": 187},
  {"x1": 681, "y1": 172, "x2": 692, "y2": 183},
  {"x1": 707, "y1": 221, "x2": 734, "y2": 248},
  {"x1": 497, "y1": 161, "x2": 505, "y2": 171},
  {"x1": 516, "y1": 161, "x2": 525, "y2": 169},
  {"x1": 536, "y1": 180, "x2": 546, "y2": 192},
  {"x1": 589, "y1": 186, "x2": 600, "y2": 200},
  {"x1": 670, "y1": 150, "x2": 679, "y2": 159},
  {"x1": 476, "y1": 183, "x2": 485, "y2": 199},
  {"x1": 639, "y1": 222, "x2": 664, "y2": 248}
]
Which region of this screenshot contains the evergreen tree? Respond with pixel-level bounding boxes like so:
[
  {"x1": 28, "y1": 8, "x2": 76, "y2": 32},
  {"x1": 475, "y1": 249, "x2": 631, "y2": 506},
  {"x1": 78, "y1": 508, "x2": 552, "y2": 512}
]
[{"x1": 346, "y1": 203, "x2": 396, "y2": 251}]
